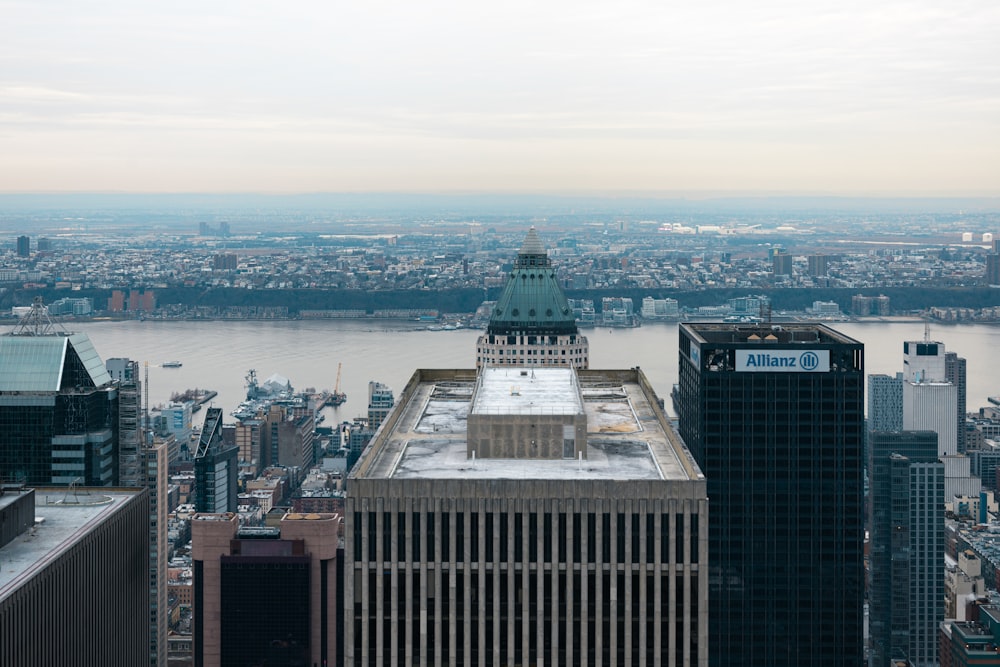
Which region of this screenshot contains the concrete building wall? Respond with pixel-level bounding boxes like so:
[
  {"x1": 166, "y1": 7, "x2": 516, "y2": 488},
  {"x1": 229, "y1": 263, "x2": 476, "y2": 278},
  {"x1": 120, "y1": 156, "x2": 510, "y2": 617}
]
[
  {"x1": 904, "y1": 340, "x2": 947, "y2": 382},
  {"x1": 191, "y1": 513, "x2": 238, "y2": 667},
  {"x1": 192, "y1": 512, "x2": 340, "y2": 667},
  {"x1": 0, "y1": 489, "x2": 149, "y2": 667},
  {"x1": 345, "y1": 477, "x2": 708, "y2": 666},
  {"x1": 942, "y1": 455, "x2": 982, "y2": 501},
  {"x1": 467, "y1": 412, "x2": 587, "y2": 459},
  {"x1": 276, "y1": 415, "x2": 315, "y2": 469},
  {"x1": 476, "y1": 332, "x2": 590, "y2": 370},
  {"x1": 0, "y1": 489, "x2": 34, "y2": 548},
  {"x1": 280, "y1": 513, "x2": 341, "y2": 667}
]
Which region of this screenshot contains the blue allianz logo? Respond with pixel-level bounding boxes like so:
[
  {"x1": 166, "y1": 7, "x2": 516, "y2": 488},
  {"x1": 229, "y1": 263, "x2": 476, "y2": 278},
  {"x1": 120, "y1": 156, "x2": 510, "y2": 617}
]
[
  {"x1": 737, "y1": 349, "x2": 828, "y2": 372},
  {"x1": 799, "y1": 351, "x2": 820, "y2": 371}
]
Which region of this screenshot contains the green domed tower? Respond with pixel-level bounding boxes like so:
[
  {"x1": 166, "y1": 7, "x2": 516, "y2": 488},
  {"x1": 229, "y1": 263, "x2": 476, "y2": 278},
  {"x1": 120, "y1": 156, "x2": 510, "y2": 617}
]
[{"x1": 476, "y1": 227, "x2": 589, "y2": 370}]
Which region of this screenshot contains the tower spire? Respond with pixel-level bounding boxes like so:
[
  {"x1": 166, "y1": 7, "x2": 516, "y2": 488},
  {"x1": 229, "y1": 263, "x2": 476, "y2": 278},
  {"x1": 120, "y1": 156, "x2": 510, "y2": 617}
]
[{"x1": 476, "y1": 228, "x2": 590, "y2": 370}]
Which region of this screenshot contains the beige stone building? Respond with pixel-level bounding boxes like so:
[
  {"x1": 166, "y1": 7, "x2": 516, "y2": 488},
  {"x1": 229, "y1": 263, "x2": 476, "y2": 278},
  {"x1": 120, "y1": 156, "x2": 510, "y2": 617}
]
[
  {"x1": 347, "y1": 367, "x2": 708, "y2": 666},
  {"x1": 476, "y1": 228, "x2": 590, "y2": 370}
]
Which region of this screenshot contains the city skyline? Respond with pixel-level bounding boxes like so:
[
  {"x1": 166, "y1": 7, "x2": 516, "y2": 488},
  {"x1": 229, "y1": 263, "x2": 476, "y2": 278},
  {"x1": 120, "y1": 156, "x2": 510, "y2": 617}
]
[{"x1": 2, "y1": 1, "x2": 999, "y2": 196}]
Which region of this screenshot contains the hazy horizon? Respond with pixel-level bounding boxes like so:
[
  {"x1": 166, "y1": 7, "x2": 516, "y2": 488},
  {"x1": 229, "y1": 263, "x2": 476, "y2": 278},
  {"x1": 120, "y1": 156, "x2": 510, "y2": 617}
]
[
  {"x1": 2, "y1": 192, "x2": 999, "y2": 218},
  {"x1": 2, "y1": 1, "x2": 998, "y2": 196}
]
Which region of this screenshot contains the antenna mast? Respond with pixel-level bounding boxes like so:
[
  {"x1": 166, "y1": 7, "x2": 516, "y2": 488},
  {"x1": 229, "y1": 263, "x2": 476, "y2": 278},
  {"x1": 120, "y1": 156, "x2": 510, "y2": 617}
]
[
  {"x1": 11, "y1": 296, "x2": 60, "y2": 336},
  {"x1": 144, "y1": 361, "x2": 150, "y2": 447}
]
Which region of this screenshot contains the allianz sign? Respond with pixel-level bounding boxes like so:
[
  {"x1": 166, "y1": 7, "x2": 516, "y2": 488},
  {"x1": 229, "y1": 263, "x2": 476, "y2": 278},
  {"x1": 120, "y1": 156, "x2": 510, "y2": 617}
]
[{"x1": 735, "y1": 349, "x2": 830, "y2": 372}]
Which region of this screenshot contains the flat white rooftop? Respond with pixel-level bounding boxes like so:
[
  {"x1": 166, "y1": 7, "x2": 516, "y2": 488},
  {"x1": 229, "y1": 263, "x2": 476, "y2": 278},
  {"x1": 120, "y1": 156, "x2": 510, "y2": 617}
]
[
  {"x1": 472, "y1": 367, "x2": 583, "y2": 415},
  {"x1": 353, "y1": 369, "x2": 702, "y2": 482},
  {"x1": 0, "y1": 488, "x2": 142, "y2": 598}
]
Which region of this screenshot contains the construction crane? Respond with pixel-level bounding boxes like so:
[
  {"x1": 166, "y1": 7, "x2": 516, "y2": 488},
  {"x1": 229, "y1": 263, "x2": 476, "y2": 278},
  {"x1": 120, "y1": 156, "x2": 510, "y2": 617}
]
[{"x1": 329, "y1": 362, "x2": 347, "y2": 406}]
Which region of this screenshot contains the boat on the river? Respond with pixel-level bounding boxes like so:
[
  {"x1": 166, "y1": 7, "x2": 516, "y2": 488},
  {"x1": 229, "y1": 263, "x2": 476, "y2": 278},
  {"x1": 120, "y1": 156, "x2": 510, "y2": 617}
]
[
  {"x1": 162, "y1": 361, "x2": 183, "y2": 368},
  {"x1": 231, "y1": 369, "x2": 298, "y2": 420}
]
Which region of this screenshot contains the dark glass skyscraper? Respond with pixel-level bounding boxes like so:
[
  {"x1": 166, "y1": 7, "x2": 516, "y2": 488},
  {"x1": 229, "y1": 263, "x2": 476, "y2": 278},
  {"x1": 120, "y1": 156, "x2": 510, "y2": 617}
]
[
  {"x1": 945, "y1": 351, "x2": 967, "y2": 453},
  {"x1": 193, "y1": 407, "x2": 238, "y2": 513},
  {"x1": 867, "y1": 430, "x2": 942, "y2": 667},
  {"x1": 0, "y1": 329, "x2": 119, "y2": 486},
  {"x1": 676, "y1": 322, "x2": 864, "y2": 666}
]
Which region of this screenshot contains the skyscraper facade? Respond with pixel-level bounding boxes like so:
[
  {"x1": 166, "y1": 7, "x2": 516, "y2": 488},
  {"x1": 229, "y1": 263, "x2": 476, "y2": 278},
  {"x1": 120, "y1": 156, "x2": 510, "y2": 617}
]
[
  {"x1": 868, "y1": 373, "x2": 904, "y2": 432},
  {"x1": 0, "y1": 486, "x2": 149, "y2": 667},
  {"x1": 193, "y1": 408, "x2": 238, "y2": 513},
  {"x1": 676, "y1": 322, "x2": 864, "y2": 666},
  {"x1": 105, "y1": 357, "x2": 169, "y2": 666},
  {"x1": 868, "y1": 430, "x2": 943, "y2": 667},
  {"x1": 192, "y1": 511, "x2": 341, "y2": 667},
  {"x1": 945, "y1": 351, "x2": 968, "y2": 453},
  {"x1": 902, "y1": 338, "x2": 959, "y2": 456},
  {"x1": 867, "y1": 372, "x2": 904, "y2": 469},
  {"x1": 146, "y1": 441, "x2": 168, "y2": 667},
  {"x1": 347, "y1": 367, "x2": 708, "y2": 666},
  {"x1": 0, "y1": 312, "x2": 119, "y2": 487},
  {"x1": 15, "y1": 235, "x2": 29, "y2": 257},
  {"x1": 903, "y1": 339, "x2": 946, "y2": 382},
  {"x1": 367, "y1": 380, "x2": 394, "y2": 430},
  {"x1": 476, "y1": 228, "x2": 589, "y2": 370},
  {"x1": 771, "y1": 248, "x2": 793, "y2": 276},
  {"x1": 986, "y1": 252, "x2": 1000, "y2": 286},
  {"x1": 807, "y1": 254, "x2": 830, "y2": 276}
]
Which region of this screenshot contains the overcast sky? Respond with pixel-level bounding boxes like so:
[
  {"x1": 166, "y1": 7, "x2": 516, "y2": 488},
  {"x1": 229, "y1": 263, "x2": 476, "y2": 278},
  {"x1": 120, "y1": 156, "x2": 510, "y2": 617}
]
[{"x1": 1, "y1": 1, "x2": 998, "y2": 195}]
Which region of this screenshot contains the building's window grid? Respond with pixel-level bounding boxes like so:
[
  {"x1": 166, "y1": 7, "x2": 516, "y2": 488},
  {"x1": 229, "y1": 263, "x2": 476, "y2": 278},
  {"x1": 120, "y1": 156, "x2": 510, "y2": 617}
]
[
  {"x1": 345, "y1": 495, "x2": 707, "y2": 666},
  {"x1": 676, "y1": 331, "x2": 864, "y2": 667},
  {"x1": 476, "y1": 334, "x2": 588, "y2": 369},
  {"x1": 0, "y1": 492, "x2": 148, "y2": 667}
]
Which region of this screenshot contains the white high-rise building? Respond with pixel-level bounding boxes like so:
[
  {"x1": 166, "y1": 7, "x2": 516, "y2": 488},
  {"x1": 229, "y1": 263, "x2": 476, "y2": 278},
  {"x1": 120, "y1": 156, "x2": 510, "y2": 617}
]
[
  {"x1": 903, "y1": 381, "x2": 958, "y2": 457},
  {"x1": 901, "y1": 337, "x2": 960, "y2": 457},
  {"x1": 903, "y1": 339, "x2": 947, "y2": 383}
]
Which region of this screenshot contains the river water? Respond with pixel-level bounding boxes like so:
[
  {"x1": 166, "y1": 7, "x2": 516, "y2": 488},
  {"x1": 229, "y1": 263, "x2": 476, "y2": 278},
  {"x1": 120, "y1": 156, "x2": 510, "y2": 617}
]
[{"x1": 54, "y1": 319, "x2": 1000, "y2": 426}]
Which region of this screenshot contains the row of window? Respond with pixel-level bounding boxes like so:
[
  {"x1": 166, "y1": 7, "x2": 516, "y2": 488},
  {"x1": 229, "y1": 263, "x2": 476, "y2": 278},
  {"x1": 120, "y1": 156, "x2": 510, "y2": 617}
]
[
  {"x1": 478, "y1": 347, "x2": 587, "y2": 356},
  {"x1": 482, "y1": 334, "x2": 582, "y2": 345},
  {"x1": 352, "y1": 511, "x2": 700, "y2": 565},
  {"x1": 350, "y1": 569, "x2": 701, "y2": 666}
]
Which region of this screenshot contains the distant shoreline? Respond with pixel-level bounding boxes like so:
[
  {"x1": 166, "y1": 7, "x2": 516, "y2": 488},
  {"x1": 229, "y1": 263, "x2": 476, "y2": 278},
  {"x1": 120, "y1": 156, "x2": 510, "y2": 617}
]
[{"x1": 5, "y1": 314, "x2": 1000, "y2": 327}]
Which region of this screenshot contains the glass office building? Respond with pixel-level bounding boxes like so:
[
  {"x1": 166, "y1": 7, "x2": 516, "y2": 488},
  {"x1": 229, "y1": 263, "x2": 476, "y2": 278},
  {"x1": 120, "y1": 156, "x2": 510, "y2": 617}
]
[
  {"x1": 0, "y1": 333, "x2": 118, "y2": 486},
  {"x1": 676, "y1": 322, "x2": 864, "y2": 666},
  {"x1": 867, "y1": 430, "x2": 943, "y2": 666}
]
